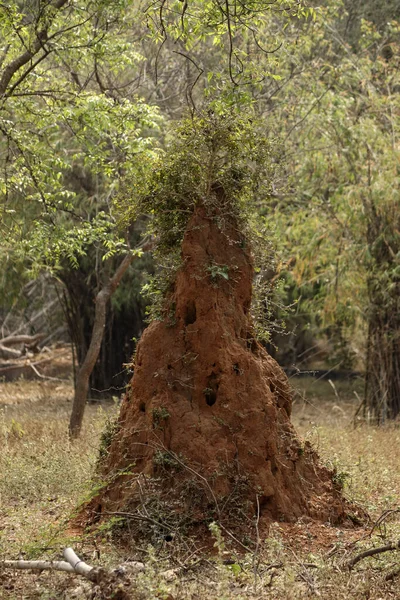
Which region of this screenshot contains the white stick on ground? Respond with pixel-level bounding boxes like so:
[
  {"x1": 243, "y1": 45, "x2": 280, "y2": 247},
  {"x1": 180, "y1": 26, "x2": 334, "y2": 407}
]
[
  {"x1": 0, "y1": 549, "x2": 99, "y2": 582},
  {"x1": 63, "y1": 548, "x2": 94, "y2": 578},
  {"x1": 1, "y1": 560, "x2": 75, "y2": 573}
]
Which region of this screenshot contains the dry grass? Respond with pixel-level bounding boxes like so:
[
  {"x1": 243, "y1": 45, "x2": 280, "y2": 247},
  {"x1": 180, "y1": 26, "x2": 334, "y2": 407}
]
[
  {"x1": 0, "y1": 376, "x2": 399, "y2": 599},
  {"x1": 292, "y1": 377, "x2": 400, "y2": 512},
  {"x1": 0, "y1": 381, "x2": 109, "y2": 557}
]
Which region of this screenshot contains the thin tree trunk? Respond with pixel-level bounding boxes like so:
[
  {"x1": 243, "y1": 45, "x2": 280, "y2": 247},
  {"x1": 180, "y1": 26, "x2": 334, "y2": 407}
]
[
  {"x1": 364, "y1": 277, "x2": 400, "y2": 422},
  {"x1": 69, "y1": 241, "x2": 152, "y2": 439}
]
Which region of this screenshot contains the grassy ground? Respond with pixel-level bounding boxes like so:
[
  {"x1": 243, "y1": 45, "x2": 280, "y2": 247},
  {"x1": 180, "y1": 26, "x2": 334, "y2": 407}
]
[{"x1": 0, "y1": 376, "x2": 399, "y2": 599}]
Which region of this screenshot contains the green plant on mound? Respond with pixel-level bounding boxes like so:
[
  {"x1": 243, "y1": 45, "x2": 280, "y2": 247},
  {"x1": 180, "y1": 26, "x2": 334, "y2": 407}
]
[
  {"x1": 207, "y1": 263, "x2": 230, "y2": 282},
  {"x1": 98, "y1": 415, "x2": 121, "y2": 462},
  {"x1": 152, "y1": 407, "x2": 170, "y2": 428},
  {"x1": 116, "y1": 103, "x2": 282, "y2": 337}
]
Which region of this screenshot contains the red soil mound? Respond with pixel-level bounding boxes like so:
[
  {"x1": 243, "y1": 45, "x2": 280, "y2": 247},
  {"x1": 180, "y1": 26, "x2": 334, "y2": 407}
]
[{"x1": 85, "y1": 202, "x2": 350, "y2": 537}]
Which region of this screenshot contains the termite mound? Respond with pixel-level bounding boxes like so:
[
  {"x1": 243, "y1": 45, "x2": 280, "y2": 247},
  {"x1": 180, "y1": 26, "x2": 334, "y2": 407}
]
[{"x1": 80, "y1": 199, "x2": 353, "y2": 544}]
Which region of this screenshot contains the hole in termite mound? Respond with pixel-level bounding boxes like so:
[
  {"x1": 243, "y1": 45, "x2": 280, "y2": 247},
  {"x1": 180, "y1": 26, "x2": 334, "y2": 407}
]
[
  {"x1": 185, "y1": 300, "x2": 197, "y2": 325},
  {"x1": 205, "y1": 389, "x2": 217, "y2": 406},
  {"x1": 204, "y1": 373, "x2": 219, "y2": 406}
]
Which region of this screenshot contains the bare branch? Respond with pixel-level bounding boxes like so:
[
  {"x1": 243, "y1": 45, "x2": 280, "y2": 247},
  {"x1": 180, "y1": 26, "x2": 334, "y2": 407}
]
[
  {"x1": 285, "y1": 87, "x2": 332, "y2": 140},
  {"x1": 172, "y1": 50, "x2": 203, "y2": 112},
  {"x1": 347, "y1": 540, "x2": 400, "y2": 569},
  {"x1": 0, "y1": 547, "x2": 101, "y2": 583},
  {"x1": 63, "y1": 548, "x2": 95, "y2": 579},
  {"x1": 0, "y1": 333, "x2": 45, "y2": 346},
  {"x1": 0, "y1": 344, "x2": 21, "y2": 359},
  {"x1": 29, "y1": 362, "x2": 66, "y2": 382},
  {"x1": 0, "y1": 559, "x2": 75, "y2": 574},
  {"x1": 4, "y1": 48, "x2": 50, "y2": 98}
]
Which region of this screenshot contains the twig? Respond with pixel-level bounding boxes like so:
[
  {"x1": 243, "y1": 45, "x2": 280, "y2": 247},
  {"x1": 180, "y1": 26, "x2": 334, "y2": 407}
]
[
  {"x1": 284, "y1": 87, "x2": 332, "y2": 141},
  {"x1": 101, "y1": 510, "x2": 175, "y2": 533},
  {"x1": 347, "y1": 540, "x2": 400, "y2": 569},
  {"x1": 253, "y1": 494, "x2": 261, "y2": 592},
  {"x1": 266, "y1": 569, "x2": 280, "y2": 587},
  {"x1": 368, "y1": 508, "x2": 400, "y2": 538},
  {"x1": 289, "y1": 548, "x2": 320, "y2": 595},
  {"x1": 353, "y1": 391, "x2": 364, "y2": 427},
  {"x1": 265, "y1": 561, "x2": 284, "y2": 572},
  {"x1": 264, "y1": 562, "x2": 284, "y2": 587},
  {"x1": 150, "y1": 437, "x2": 221, "y2": 518},
  {"x1": 29, "y1": 362, "x2": 67, "y2": 382},
  {"x1": 218, "y1": 524, "x2": 252, "y2": 553},
  {"x1": 172, "y1": 50, "x2": 203, "y2": 113},
  {"x1": 328, "y1": 379, "x2": 340, "y2": 402}
]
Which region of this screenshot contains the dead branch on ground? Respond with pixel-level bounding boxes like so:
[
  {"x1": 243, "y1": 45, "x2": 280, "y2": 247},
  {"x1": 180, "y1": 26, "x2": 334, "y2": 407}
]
[
  {"x1": 347, "y1": 540, "x2": 400, "y2": 569},
  {"x1": 0, "y1": 344, "x2": 21, "y2": 359},
  {"x1": 0, "y1": 548, "x2": 103, "y2": 583},
  {"x1": 0, "y1": 333, "x2": 45, "y2": 347},
  {"x1": 0, "y1": 334, "x2": 46, "y2": 359}
]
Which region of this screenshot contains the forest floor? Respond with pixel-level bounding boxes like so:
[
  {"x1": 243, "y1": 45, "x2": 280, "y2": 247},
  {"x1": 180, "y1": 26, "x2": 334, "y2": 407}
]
[{"x1": 0, "y1": 374, "x2": 399, "y2": 599}]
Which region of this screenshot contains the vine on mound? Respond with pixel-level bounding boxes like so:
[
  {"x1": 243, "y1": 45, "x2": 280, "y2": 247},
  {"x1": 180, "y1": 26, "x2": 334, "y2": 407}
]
[{"x1": 83, "y1": 110, "x2": 353, "y2": 541}]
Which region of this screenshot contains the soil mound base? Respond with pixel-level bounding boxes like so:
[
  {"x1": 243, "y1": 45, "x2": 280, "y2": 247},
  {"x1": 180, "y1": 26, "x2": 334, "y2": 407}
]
[{"x1": 83, "y1": 203, "x2": 352, "y2": 538}]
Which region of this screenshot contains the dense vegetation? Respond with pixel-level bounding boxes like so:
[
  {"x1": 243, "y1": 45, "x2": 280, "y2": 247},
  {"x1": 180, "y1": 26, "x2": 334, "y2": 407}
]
[{"x1": 1, "y1": 0, "x2": 399, "y2": 426}]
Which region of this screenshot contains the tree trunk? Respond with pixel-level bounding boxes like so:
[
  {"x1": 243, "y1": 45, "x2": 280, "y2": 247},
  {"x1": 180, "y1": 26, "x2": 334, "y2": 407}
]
[
  {"x1": 60, "y1": 249, "x2": 149, "y2": 399},
  {"x1": 69, "y1": 251, "x2": 145, "y2": 439},
  {"x1": 363, "y1": 203, "x2": 400, "y2": 423},
  {"x1": 90, "y1": 300, "x2": 145, "y2": 397},
  {"x1": 364, "y1": 282, "x2": 400, "y2": 422}
]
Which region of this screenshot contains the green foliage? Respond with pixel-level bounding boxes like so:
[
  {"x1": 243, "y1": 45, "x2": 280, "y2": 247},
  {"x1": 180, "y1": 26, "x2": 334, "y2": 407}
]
[
  {"x1": 0, "y1": 0, "x2": 162, "y2": 281},
  {"x1": 332, "y1": 468, "x2": 351, "y2": 489},
  {"x1": 145, "y1": 0, "x2": 312, "y2": 87},
  {"x1": 248, "y1": 2, "x2": 400, "y2": 368},
  {"x1": 120, "y1": 105, "x2": 275, "y2": 243},
  {"x1": 153, "y1": 449, "x2": 182, "y2": 471},
  {"x1": 209, "y1": 520, "x2": 225, "y2": 554},
  {"x1": 118, "y1": 105, "x2": 279, "y2": 322},
  {"x1": 3, "y1": 0, "x2": 399, "y2": 397},
  {"x1": 6, "y1": 419, "x2": 25, "y2": 440},
  {"x1": 152, "y1": 406, "x2": 170, "y2": 427},
  {"x1": 207, "y1": 263, "x2": 230, "y2": 282},
  {"x1": 98, "y1": 414, "x2": 120, "y2": 461}
]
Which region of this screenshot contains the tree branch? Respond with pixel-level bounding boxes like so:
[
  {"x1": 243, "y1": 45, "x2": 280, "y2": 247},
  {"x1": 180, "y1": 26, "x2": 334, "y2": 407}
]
[
  {"x1": 0, "y1": 333, "x2": 45, "y2": 346},
  {"x1": 347, "y1": 540, "x2": 400, "y2": 569},
  {"x1": 0, "y1": 0, "x2": 70, "y2": 97},
  {"x1": 0, "y1": 344, "x2": 21, "y2": 359}
]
